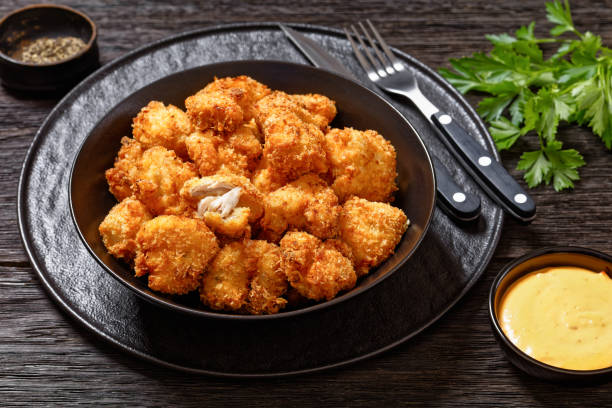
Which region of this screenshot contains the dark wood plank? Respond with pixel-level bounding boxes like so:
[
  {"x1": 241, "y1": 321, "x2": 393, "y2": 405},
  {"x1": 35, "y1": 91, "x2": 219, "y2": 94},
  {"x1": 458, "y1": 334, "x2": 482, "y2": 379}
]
[{"x1": 1, "y1": 0, "x2": 611, "y2": 406}]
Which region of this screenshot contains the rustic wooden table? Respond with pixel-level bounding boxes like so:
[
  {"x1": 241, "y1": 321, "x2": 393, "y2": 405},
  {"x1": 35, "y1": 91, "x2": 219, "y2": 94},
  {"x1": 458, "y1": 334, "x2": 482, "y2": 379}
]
[{"x1": 1, "y1": 0, "x2": 611, "y2": 405}]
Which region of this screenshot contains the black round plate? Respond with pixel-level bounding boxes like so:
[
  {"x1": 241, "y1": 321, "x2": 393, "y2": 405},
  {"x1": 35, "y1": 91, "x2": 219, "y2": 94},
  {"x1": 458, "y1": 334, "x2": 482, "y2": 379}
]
[
  {"x1": 18, "y1": 23, "x2": 503, "y2": 377},
  {"x1": 69, "y1": 60, "x2": 436, "y2": 320}
]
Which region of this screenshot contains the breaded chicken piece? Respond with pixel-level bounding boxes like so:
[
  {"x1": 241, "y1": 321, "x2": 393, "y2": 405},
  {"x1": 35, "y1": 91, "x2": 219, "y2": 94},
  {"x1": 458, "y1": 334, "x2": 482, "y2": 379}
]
[
  {"x1": 185, "y1": 131, "x2": 220, "y2": 176},
  {"x1": 134, "y1": 215, "x2": 219, "y2": 294},
  {"x1": 324, "y1": 127, "x2": 398, "y2": 202},
  {"x1": 185, "y1": 90, "x2": 243, "y2": 133},
  {"x1": 256, "y1": 91, "x2": 328, "y2": 130},
  {"x1": 203, "y1": 76, "x2": 271, "y2": 121},
  {"x1": 291, "y1": 93, "x2": 337, "y2": 130},
  {"x1": 185, "y1": 120, "x2": 262, "y2": 178},
  {"x1": 255, "y1": 92, "x2": 328, "y2": 180},
  {"x1": 185, "y1": 76, "x2": 270, "y2": 133},
  {"x1": 201, "y1": 208, "x2": 251, "y2": 239},
  {"x1": 99, "y1": 197, "x2": 152, "y2": 261},
  {"x1": 200, "y1": 241, "x2": 252, "y2": 311},
  {"x1": 132, "y1": 101, "x2": 193, "y2": 158},
  {"x1": 339, "y1": 197, "x2": 409, "y2": 276},
  {"x1": 200, "y1": 240, "x2": 287, "y2": 313},
  {"x1": 245, "y1": 240, "x2": 288, "y2": 315},
  {"x1": 181, "y1": 174, "x2": 264, "y2": 222},
  {"x1": 280, "y1": 231, "x2": 356, "y2": 301},
  {"x1": 261, "y1": 174, "x2": 340, "y2": 241},
  {"x1": 105, "y1": 137, "x2": 145, "y2": 202},
  {"x1": 222, "y1": 119, "x2": 262, "y2": 167},
  {"x1": 251, "y1": 156, "x2": 287, "y2": 194},
  {"x1": 133, "y1": 146, "x2": 197, "y2": 216}
]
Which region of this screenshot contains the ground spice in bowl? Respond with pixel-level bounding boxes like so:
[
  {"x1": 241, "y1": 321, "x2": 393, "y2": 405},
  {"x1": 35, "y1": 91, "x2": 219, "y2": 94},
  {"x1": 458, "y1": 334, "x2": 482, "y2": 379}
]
[{"x1": 11, "y1": 36, "x2": 86, "y2": 64}]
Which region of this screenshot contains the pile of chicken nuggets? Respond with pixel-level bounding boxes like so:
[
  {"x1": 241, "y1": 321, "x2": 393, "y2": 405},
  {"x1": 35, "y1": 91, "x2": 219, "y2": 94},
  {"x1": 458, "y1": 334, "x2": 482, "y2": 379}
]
[{"x1": 99, "y1": 75, "x2": 409, "y2": 315}]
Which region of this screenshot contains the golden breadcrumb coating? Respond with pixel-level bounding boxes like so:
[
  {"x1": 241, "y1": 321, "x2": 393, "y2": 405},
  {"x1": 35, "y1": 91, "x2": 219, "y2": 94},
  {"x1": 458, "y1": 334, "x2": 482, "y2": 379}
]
[
  {"x1": 99, "y1": 197, "x2": 152, "y2": 261},
  {"x1": 245, "y1": 240, "x2": 288, "y2": 315},
  {"x1": 339, "y1": 197, "x2": 409, "y2": 276},
  {"x1": 223, "y1": 119, "x2": 262, "y2": 168},
  {"x1": 200, "y1": 240, "x2": 287, "y2": 313},
  {"x1": 185, "y1": 120, "x2": 262, "y2": 178},
  {"x1": 132, "y1": 101, "x2": 193, "y2": 159},
  {"x1": 324, "y1": 127, "x2": 398, "y2": 202},
  {"x1": 133, "y1": 146, "x2": 197, "y2": 216},
  {"x1": 280, "y1": 231, "x2": 356, "y2": 301},
  {"x1": 261, "y1": 174, "x2": 340, "y2": 241},
  {"x1": 291, "y1": 93, "x2": 337, "y2": 130},
  {"x1": 185, "y1": 90, "x2": 243, "y2": 133},
  {"x1": 200, "y1": 241, "x2": 251, "y2": 311},
  {"x1": 185, "y1": 131, "x2": 220, "y2": 176},
  {"x1": 134, "y1": 215, "x2": 219, "y2": 294},
  {"x1": 255, "y1": 92, "x2": 328, "y2": 180},
  {"x1": 251, "y1": 156, "x2": 287, "y2": 194},
  {"x1": 105, "y1": 137, "x2": 145, "y2": 201},
  {"x1": 203, "y1": 75, "x2": 271, "y2": 121},
  {"x1": 185, "y1": 75, "x2": 270, "y2": 133},
  {"x1": 202, "y1": 207, "x2": 251, "y2": 239}
]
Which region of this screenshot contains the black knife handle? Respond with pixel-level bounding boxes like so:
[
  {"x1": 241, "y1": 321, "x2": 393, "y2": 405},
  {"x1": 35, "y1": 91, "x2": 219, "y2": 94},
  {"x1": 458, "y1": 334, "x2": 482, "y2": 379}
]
[
  {"x1": 433, "y1": 157, "x2": 481, "y2": 222},
  {"x1": 431, "y1": 111, "x2": 536, "y2": 222}
]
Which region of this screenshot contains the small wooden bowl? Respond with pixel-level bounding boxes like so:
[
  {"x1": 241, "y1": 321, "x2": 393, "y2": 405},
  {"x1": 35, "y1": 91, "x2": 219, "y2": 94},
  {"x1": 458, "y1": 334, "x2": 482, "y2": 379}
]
[
  {"x1": 0, "y1": 4, "x2": 99, "y2": 92},
  {"x1": 489, "y1": 247, "x2": 612, "y2": 382}
]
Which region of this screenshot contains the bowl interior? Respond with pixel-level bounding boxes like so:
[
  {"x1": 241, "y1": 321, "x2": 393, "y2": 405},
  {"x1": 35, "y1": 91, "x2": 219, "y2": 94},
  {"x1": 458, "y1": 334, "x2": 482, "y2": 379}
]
[
  {"x1": 0, "y1": 5, "x2": 93, "y2": 61},
  {"x1": 70, "y1": 60, "x2": 436, "y2": 318}
]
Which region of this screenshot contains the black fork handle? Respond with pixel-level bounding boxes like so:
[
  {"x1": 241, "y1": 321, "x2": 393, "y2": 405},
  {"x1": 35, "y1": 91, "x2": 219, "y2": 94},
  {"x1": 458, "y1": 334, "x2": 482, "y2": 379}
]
[
  {"x1": 433, "y1": 156, "x2": 481, "y2": 222},
  {"x1": 432, "y1": 111, "x2": 536, "y2": 222}
]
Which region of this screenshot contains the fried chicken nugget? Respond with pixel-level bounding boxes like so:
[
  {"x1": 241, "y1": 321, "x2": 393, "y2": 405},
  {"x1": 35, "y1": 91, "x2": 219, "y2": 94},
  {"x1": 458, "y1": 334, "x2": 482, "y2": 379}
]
[
  {"x1": 105, "y1": 137, "x2": 145, "y2": 201},
  {"x1": 261, "y1": 174, "x2": 340, "y2": 241},
  {"x1": 245, "y1": 240, "x2": 288, "y2": 314},
  {"x1": 280, "y1": 231, "x2": 356, "y2": 301},
  {"x1": 324, "y1": 127, "x2": 398, "y2": 202},
  {"x1": 200, "y1": 241, "x2": 252, "y2": 311},
  {"x1": 255, "y1": 92, "x2": 328, "y2": 180},
  {"x1": 291, "y1": 93, "x2": 337, "y2": 130},
  {"x1": 133, "y1": 146, "x2": 197, "y2": 216},
  {"x1": 99, "y1": 197, "x2": 152, "y2": 261},
  {"x1": 200, "y1": 240, "x2": 287, "y2": 313},
  {"x1": 339, "y1": 197, "x2": 409, "y2": 276},
  {"x1": 181, "y1": 174, "x2": 264, "y2": 222},
  {"x1": 185, "y1": 120, "x2": 262, "y2": 178},
  {"x1": 134, "y1": 215, "x2": 219, "y2": 295},
  {"x1": 185, "y1": 76, "x2": 270, "y2": 133},
  {"x1": 132, "y1": 101, "x2": 194, "y2": 159},
  {"x1": 203, "y1": 76, "x2": 271, "y2": 121},
  {"x1": 251, "y1": 156, "x2": 287, "y2": 194}
]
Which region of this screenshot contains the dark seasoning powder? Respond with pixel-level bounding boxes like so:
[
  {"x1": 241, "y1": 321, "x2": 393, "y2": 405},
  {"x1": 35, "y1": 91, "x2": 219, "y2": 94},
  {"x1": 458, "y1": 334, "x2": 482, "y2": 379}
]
[{"x1": 11, "y1": 36, "x2": 86, "y2": 64}]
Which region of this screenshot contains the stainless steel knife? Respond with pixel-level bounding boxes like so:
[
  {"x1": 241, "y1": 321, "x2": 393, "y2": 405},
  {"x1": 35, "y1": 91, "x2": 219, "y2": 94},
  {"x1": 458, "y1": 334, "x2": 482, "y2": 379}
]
[{"x1": 279, "y1": 23, "x2": 481, "y2": 222}]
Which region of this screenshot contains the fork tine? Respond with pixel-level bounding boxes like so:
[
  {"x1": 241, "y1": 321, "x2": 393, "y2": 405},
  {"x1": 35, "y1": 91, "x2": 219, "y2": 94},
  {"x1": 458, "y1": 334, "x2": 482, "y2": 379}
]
[
  {"x1": 344, "y1": 27, "x2": 378, "y2": 80},
  {"x1": 366, "y1": 19, "x2": 403, "y2": 70},
  {"x1": 358, "y1": 21, "x2": 393, "y2": 74},
  {"x1": 351, "y1": 25, "x2": 386, "y2": 78}
]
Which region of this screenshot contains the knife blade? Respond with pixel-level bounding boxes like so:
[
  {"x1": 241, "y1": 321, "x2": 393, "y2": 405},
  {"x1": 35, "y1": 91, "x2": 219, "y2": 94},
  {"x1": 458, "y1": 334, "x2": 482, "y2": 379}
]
[{"x1": 279, "y1": 23, "x2": 481, "y2": 222}]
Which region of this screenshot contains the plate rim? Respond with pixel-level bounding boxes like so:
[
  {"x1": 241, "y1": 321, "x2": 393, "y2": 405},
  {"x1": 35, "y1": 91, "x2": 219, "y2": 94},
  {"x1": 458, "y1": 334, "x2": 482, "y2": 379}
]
[{"x1": 17, "y1": 22, "x2": 503, "y2": 377}]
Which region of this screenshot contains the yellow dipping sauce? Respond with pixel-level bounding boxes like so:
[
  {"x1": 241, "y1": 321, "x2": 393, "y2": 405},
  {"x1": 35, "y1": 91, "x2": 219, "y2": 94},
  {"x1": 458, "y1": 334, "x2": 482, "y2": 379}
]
[{"x1": 498, "y1": 266, "x2": 612, "y2": 371}]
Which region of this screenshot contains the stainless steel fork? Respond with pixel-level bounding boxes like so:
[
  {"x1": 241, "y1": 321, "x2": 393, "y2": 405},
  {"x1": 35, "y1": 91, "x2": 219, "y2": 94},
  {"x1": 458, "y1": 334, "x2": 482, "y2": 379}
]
[{"x1": 345, "y1": 21, "x2": 536, "y2": 222}]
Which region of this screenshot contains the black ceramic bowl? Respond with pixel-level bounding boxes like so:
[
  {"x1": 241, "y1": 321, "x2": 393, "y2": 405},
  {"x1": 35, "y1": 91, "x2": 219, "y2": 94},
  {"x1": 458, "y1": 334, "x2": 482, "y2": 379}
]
[
  {"x1": 70, "y1": 60, "x2": 436, "y2": 320},
  {"x1": 489, "y1": 246, "x2": 612, "y2": 382},
  {"x1": 0, "y1": 4, "x2": 99, "y2": 92}
]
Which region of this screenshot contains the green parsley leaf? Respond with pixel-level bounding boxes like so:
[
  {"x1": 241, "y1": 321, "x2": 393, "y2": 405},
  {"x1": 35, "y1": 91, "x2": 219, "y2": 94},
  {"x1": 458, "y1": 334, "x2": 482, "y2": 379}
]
[
  {"x1": 477, "y1": 94, "x2": 516, "y2": 122},
  {"x1": 489, "y1": 117, "x2": 522, "y2": 151},
  {"x1": 546, "y1": 0, "x2": 576, "y2": 37}
]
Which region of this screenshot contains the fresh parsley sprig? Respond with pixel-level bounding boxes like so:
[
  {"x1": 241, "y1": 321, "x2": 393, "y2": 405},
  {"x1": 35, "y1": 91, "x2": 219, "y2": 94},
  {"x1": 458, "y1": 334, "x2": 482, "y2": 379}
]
[{"x1": 440, "y1": 0, "x2": 611, "y2": 191}]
